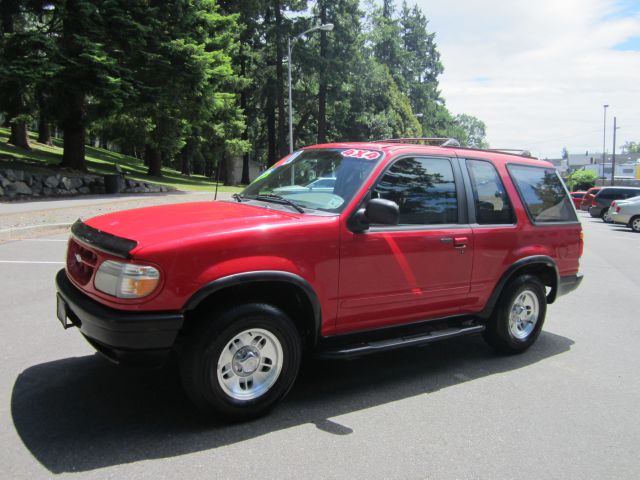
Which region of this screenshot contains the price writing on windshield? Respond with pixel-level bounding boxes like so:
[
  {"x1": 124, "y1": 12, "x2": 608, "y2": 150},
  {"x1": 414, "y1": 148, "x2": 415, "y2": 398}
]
[{"x1": 340, "y1": 149, "x2": 381, "y2": 160}]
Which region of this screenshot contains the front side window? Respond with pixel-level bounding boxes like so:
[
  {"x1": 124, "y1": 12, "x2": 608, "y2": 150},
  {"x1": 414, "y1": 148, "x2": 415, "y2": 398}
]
[
  {"x1": 508, "y1": 164, "x2": 577, "y2": 223},
  {"x1": 242, "y1": 148, "x2": 382, "y2": 213},
  {"x1": 466, "y1": 159, "x2": 514, "y2": 224},
  {"x1": 373, "y1": 157, "x2": 458, "y2": 225}
]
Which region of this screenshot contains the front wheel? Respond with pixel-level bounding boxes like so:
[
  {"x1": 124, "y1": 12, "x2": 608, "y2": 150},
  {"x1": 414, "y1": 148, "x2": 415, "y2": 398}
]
[
  {"x1": 180, "y1": 303, "x2": 302, "y2": 421},
  {"x1": 631, "y1": 216, "x2": 640, "y2": 232},
  {"x1": 483, "y1": 275, "x2": 547, "y2": 354}
]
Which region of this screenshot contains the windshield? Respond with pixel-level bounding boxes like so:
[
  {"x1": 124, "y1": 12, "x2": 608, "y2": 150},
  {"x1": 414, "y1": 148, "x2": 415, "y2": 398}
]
[{"x1": 241, "y1": 148, "x2": 383, "y2": 213}]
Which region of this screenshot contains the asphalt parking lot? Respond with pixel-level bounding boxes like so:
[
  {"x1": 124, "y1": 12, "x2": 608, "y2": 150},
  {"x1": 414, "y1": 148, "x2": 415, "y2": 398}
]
[{"x1": 1, "y1": 211, "x2": 639, "y2": 479}]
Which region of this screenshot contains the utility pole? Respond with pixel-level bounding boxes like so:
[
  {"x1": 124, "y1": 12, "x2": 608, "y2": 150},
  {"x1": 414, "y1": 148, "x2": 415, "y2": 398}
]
[
  {"x1": 602, "y1": 104, "x2": 609, "y2": 181},
  {"x1": 611, "y1": 117, "x2": 617, "y2": 186},
  {"x1": 287, "y1": 23, "x2": 334, "y2": 153}
]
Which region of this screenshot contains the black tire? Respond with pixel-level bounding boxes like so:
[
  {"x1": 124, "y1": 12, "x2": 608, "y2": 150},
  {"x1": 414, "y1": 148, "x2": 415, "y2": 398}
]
[
  {"x1": 483, "y1": 275, "x2": 547, "y2": 354},
  {"x1": 180, "y1": 303, "x2": 302, "y2": 421},
  {"x1": 602, "y1": 210, "x2": 612, "y2": 223},
  {"x1": 630, "y1": 216, "x2": 640, "y2": 233}
]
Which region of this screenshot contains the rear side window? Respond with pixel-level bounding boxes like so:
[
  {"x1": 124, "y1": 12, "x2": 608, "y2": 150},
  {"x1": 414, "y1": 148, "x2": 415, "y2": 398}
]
[
  {"x1": 374, "y1": 157, "x2": 457, "y2": 225},
  {"x1": 598, "y1": 190, "x2": 615, "y2": 200},
  {"x1": 508, "y1": 164, "x2": 577, "y2": 223},
  {"x1": 466, "y1": 159, "x2": 514, "y2": 224}
]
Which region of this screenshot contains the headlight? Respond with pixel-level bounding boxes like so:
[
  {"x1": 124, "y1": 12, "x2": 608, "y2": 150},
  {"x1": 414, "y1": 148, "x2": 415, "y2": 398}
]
[{"x1": 94, "y1": 260, "x2": 160, "y2": 299}]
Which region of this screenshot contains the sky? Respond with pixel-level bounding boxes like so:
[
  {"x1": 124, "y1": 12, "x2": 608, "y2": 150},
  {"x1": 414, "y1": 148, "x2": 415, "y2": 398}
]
[{"x1": 414, "y1": 0, "x2": 640, "y2": 159}]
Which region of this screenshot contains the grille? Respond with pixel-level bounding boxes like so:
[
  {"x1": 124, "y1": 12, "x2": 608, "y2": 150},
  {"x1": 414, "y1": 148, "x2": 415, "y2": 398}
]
[{"x1": 67, "y1": 239, "x2": 98, "y2": 286}]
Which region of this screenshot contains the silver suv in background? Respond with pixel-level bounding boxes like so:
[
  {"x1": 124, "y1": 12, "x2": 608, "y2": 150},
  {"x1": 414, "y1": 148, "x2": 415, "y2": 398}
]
[
  {"x1": 589, "y1": 187, "x2": 640, "y2": 222},
  {"x1": 609, "y1": 195, "x2": 640, "y2": 232}
]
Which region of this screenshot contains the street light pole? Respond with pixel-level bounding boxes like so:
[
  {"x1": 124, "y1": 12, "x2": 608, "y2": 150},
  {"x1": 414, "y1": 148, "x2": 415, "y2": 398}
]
[
  {"x1": 602, "y1": 104, "x2": 609, "y2": 180},
  {"x1": 287, "y1": 23, "x2": 334, "y2": 154},
  {"x1": 611, "y1": 116, "x2": 618, "y2": 186}
]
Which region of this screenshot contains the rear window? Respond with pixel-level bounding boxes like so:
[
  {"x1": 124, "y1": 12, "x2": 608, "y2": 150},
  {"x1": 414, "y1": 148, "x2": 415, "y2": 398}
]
[{"x1": 508, "y1": 164, "x2": 577, "y2": 223}]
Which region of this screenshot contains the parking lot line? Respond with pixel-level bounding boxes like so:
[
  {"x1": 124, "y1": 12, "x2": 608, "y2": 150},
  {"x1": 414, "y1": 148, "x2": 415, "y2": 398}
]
[
  {"x1": 22, "y1": 239, "x2": 68, "y2": 242},
  {"x1": 0, "y1": 261, "x2": 64, "y2": 264}
]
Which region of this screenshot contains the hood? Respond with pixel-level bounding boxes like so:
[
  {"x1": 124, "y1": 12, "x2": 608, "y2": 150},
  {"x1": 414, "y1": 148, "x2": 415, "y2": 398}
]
[{"x1": 83, "y1": 201, "x2": 304, "y2": 253}]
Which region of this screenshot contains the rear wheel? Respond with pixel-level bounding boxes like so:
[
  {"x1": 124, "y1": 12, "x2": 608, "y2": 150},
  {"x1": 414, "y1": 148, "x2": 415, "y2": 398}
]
[
  {"x1": 483, "y1": 275, "x2": 547, "y2": 354},
  {"x1": 631, "y1": 216, "x2": 640, "y2": 233},
  {"x1": 603, "y1": 210, "x2": 612, "y2": 223},
  {"x1": 180, "y1": 303, "x2": 302, "y2": 421}
]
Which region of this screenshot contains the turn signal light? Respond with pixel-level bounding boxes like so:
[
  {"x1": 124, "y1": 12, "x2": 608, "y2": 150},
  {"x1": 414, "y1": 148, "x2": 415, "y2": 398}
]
[
  {"x1": 579, "y1": 230, "x2": 584, "y2": 258},
  {"x1": 94, "y1": 260, "x2": 161, "y2": 299}
]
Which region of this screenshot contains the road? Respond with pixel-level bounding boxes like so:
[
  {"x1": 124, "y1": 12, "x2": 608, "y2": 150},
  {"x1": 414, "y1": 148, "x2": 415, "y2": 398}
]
[{"x1": 1, "y1": 211, "x2": 638, "y2": 479}]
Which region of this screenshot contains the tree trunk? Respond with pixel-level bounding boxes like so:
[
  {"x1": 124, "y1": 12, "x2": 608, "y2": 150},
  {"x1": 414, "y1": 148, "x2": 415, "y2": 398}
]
[
  {"x1": 224, "y1": 153, "x2": 238, "y2": 186},
  {"x1": 317, "y1": 1, "x2": 328, "y2": 144},
  {"x1": 266, "y1": 80, "x2": 277, "y2": 166},
  {"x1": 240, "y1": 52, "x2": 251, "y2": 185},
  {"x1": 36, "y1": 88, "x2": 52, "y2": 145},
  {"x1": 145, "y1": 145, "x2": 162, "y2": 177},
  {"x1": 274, "y1": 0, "x2": 287, "y2": 157},
  {"x1": 38, "y1": 116, "x2": 52, "y2": 145},
  {"x1": 8, "y1": 121, "x2": 31, "y2": 150},
  {"x1": 60, "y1": 91, "x2": 87, "y2": 171},
  {"x1": 295, "y1": 109, "x2": 313, "y2": 144},
  {"x1": 61, "y1": 123, "x2": 86, "y2": 171},
  {"x1": 181, "y1": 154, "x2": 191, "y2": 176}
]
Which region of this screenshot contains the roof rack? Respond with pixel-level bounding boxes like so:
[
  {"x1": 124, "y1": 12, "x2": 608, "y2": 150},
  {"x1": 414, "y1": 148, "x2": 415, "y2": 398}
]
[
  {"x1": 485, "y1": 148, "x2": 532, "y2": 157},
  {"x1": 372, "y1": 138, "x2": 535, "y2": 159},
  {"x1": 373, "y1": 137, "x2": 461, "y2": 147}
]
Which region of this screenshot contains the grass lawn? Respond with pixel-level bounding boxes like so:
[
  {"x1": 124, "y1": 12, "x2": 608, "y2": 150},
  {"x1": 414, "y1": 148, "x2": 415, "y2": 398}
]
[{"x1": 0, "y1": 127, "x2": 243, "y2": 193}]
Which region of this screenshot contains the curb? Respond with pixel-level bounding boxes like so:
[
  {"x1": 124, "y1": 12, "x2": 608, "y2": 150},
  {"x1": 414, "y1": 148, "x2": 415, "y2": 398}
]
[{"x1": 0, "y1": 223, "x2": 72, "y2": 243}]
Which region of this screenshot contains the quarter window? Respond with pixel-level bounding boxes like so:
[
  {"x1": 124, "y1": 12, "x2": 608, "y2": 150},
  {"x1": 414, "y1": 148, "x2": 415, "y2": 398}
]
[
  {"x1": 466, "y1": 160, "x2": 514, "y2": 224},
  {"x1": 508, "y1": 164, "x2": 577, "y2": 223},
  {"x1": 374, "y1": 157, "x2": 458, "y2": 225}
]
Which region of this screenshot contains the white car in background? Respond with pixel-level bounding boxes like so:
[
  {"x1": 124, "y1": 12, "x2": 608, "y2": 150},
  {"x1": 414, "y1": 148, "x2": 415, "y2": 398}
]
[{"x1": 609, "y1": 195, "x2": 640, "y2": 232}]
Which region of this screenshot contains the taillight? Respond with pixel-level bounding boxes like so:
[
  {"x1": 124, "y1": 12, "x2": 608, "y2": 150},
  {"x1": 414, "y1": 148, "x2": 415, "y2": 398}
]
[
  {"x1": 579, "y1": 229, "x2": 584, "y2": 257},
  {"x1": 616, "y1": 206, "x2": 621, "y2": 213}
]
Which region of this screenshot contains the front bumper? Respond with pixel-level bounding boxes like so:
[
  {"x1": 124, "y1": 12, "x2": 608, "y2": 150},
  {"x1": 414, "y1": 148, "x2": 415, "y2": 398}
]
[{"x1": 55, "y1": 269, "x2": 183, "y2": 366}]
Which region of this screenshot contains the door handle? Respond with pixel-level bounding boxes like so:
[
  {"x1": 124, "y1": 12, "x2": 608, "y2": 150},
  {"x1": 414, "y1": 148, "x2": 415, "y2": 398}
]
[{"x1": 453, "y1": 236, "x2": 468, "y2": 248}]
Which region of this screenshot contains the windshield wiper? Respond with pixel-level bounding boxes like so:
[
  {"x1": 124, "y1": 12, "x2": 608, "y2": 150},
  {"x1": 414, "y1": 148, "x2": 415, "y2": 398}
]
[
  {"x1": 232, "y1": 193, "x2": 244, "y2": 202},
  {"x1": 254, "y1": 194, "x2": 305, "y2": 213}
]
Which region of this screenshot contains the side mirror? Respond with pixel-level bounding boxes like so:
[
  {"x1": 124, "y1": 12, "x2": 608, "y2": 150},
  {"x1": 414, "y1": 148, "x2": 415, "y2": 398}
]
[{"x1": 349, "y1": 198, "x2": 400, "y2": 232}]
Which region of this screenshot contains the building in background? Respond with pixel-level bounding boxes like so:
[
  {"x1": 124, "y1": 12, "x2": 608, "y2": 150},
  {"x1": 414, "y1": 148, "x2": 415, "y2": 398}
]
[{"x1": 546, "y1": 152, "x2": 640, "y2": 180}]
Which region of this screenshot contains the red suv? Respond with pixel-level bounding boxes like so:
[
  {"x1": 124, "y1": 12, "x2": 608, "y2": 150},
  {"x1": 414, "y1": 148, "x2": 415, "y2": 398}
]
[{"x1": 56, "y1": 140, "x2": 583, "y2": 420}]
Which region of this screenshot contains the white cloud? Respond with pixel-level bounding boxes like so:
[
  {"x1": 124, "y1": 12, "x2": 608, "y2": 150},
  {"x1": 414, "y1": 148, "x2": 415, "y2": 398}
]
[{"x1": 414, "y1": 0, "x2": 640, "y2": 158}]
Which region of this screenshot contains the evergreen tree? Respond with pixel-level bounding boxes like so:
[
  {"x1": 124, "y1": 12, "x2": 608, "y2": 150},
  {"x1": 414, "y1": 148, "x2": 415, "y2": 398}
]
[{"x1": 0, "y1": 0, "x2": 55, "y2": 150}]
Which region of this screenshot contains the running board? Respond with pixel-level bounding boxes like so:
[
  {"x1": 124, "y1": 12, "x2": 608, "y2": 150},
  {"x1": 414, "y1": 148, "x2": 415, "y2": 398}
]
[{"x1": 317, "y1": 325, "x2": 485, "y2": 359}]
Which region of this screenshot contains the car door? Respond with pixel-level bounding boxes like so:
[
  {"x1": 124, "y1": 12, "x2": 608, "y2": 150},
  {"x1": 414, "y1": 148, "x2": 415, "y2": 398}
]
[{"x1": 336, "y1": 155, "x2": 473, "y2": 334}]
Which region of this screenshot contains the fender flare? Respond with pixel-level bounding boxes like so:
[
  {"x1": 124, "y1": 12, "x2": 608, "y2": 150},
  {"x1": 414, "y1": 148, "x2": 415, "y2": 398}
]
[
  {"x1": 479, "y1": 255, "x2": 560, "y2": 319},
  {"x1": 182, "y1": 270, "x2": 322, "y2": 340}
]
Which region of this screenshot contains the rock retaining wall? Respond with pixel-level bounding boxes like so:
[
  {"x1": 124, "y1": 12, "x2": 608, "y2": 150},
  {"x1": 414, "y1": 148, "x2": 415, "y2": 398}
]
[{"x1": 0, "y1": 168, "x2": 173, "y2": 200}]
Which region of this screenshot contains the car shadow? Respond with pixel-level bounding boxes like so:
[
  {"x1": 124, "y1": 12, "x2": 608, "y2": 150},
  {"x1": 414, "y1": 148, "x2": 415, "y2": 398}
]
[
  {"x1": 609, "y1": 225, "x2": 635, "y2": 233},
  {"x1": 11, "y1": 332, "x2": 573, "y2": 473}
]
